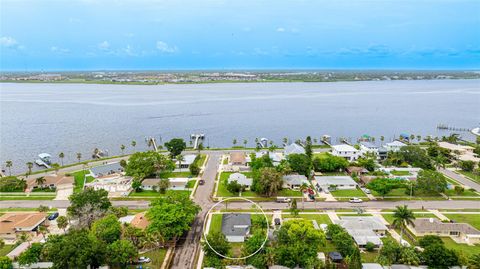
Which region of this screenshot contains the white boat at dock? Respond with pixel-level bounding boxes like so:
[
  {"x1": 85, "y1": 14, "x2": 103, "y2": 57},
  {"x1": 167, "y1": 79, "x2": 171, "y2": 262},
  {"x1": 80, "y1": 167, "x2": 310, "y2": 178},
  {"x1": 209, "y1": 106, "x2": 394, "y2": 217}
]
[{"x1": 35, "y1": 153, "x2": 52, "y2": 168}]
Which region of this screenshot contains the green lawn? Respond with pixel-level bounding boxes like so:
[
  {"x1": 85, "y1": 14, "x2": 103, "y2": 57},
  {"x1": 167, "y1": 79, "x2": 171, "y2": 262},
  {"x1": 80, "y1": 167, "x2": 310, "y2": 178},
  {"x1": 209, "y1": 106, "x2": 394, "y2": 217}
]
[
  {"x1": 186, "y1": 179, "x2": 197, "y2": 189},
  {"x1": 458, "y1": 170, "x2": 480, "y2": 183},
  {"x1": 0, "y1": 245, "x2": 14, "y2": 256},
  {"x1": 0, "y1": 196, "x2": 55, "y2": 200},
  {"x1": 277, "y1": 188, "x2": 303, "y2": 197},
  {"x1": 196, "y1": 154, "x2": 207, "y2": 167},
  {"x1": 217, "y1": 172, "x2": 258, "y2": 197},
  {"x1": 441, "y1": 237, "x2": 480, "y2": 257},
  {"x1": 382, "y1": 213, "x2": 438, "y2": 225},
  {"x1": 126, "y1": 248, "x2": 168, "y2": 269},
  {"x1": 72, "y1": 170, "x2": 95, "y2": 193},
  {"x1": 444, "y1": 188, "x2": 479, "y2": 197},
  {"x1": 330, "y1": 188, "x2": 367, "y2": 198},
  {"x1": 128, "y1": 190, "x2": 191, "y2": 197},
  {"x1": 209, "y1": 213, "x2": 223, "y2": 234},
  {"x1": 159, "y1": 171, "x2": 193, "y2": 179},
  {"x1": 390, "y1": 170, "x2": 411, "y2": 176},
  {"x1": 443, "y1": 214, "x2": 480, "y2": 229},
  {"x1": 361, "y1": 251, "x2": 379, "y2": 263},
  {"x1": 282, "y1": 213, "x2": 332, "y2": 224}
]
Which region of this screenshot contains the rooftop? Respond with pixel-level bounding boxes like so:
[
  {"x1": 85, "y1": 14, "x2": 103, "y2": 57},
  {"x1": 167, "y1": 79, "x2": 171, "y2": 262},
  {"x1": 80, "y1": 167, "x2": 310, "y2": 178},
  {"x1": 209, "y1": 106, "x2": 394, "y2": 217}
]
[
  {"x1": 230, "y1": 152, "x2": 246, "y2": 164},
  {"x1": 228, "y1": 173, "x2": 253, "y2": 186},
  {"x1": 284, "y1": 143, "x2": 305, "y2": 155},
  {"x1": 283, "y1": 174, "x2": 308, "y2": 185},
  {"x1": 90, "y1": 162, "x2": 123, "y2": 177},
  {"x1": 413, "y1": 218, "x2": 480, "y2": 235},
  {"x1": 221, "y1": 213, "x2": 251, "y2": 237},
  {"x1": 315, "y1": 176, "x2": 357, "y2": 186},
  {"x1": 0, "y1": 213, "x2": 47, "y2": 234},
  {"x1": 332, "y1": 144, "x2": 358, "y2": 152}
]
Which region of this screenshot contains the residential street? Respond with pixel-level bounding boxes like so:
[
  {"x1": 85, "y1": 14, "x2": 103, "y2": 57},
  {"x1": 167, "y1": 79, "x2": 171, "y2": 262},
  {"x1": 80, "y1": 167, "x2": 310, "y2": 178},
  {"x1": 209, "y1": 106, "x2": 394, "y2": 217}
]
[{"x1": 439, "y1": 168, "x2": 480, "y2": 190}]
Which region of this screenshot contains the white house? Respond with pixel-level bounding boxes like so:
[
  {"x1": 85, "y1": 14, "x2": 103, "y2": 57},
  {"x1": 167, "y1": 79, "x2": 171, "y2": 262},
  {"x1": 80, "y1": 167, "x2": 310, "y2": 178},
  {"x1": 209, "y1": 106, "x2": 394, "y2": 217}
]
[
  {"x1": 334, "y1": 216, "x2": 388, "y2": 247},
  {"x1": 227, "y1": 173, "x2": 253, "y2": 188},
  {"x1": 314, "y1": 176, "x2": 358, "y2": 190},
  {"x1": 141, "y1": 177, "x2": 189, "y2": 191},
  {"x1": 359, "y1": 142, "x2": 379, "y2": 155},
  {"x1": 282, "y1": 175, "x2": 308, "y2": 189},
  {"x1": 331, "y1": 144, "x2": 361, "y2": 161},
  {"x1": 284, "y1": 143, "x2": 305, "y2": 156},
  {"x1": 384, "y1": 140, "x2": 407, "y2": 152},
  {"x1": 177, "y1": 154, "x2": 197, "y2": 169}
]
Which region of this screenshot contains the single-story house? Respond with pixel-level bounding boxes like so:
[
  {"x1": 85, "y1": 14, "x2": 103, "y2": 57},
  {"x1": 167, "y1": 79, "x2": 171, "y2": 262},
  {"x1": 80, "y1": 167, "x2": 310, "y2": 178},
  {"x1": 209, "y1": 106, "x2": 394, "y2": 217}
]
[
  {"x1": 384, "y1": 141, "x2": 407, "y2": 152},
  {"x1": 284, "y1": 143, "x2": 305, "y2": 156},
  {"x1": 230, "y1": 152, "x2": 247, "y2": 166},
  {"x1": 177, "y1": 154, "x2": 197, "y2": 168},
  {"x1": 314, "y1": 176, "x2": 358, "y2": 190},
  {"x1": 90, "y1": 162, "x2": 124, "y2": 178},
  {"x1": 331, "y1": 144, "x2": 361, "y2": 161},
  {"x1": 27, "y1": 174, "x2": 74, "y2": 191},
  {"x1": 248, "y1": 151, "x2": 284, "y2": 165},
  {"x1": 119, "y1": 212, "x2": 149, "y2": 230},
  {"x1": 0, "y1": 213, "x2": 48, "y2": 242},
  {"x1": 408, "y1": 218, "x2": 480, "y2": 244},
  {"x1": 227, "y1": 173, "x2": 253, "y2": 188},
  {"x1": 283, "y1": 174, "x2": 308, "y2": 189},
  {"x1": 346, "y1": 166, "x2": 369, "y2": 176},
  {"x1": 334, "y1": 216, "x2": 388, "y2": 247},
  {"x1": 141, "y1": 177, "x2": 189, "y2": 190},
  {"x1": 221, "y1": 213, "x2": 251, "y2": 242}
]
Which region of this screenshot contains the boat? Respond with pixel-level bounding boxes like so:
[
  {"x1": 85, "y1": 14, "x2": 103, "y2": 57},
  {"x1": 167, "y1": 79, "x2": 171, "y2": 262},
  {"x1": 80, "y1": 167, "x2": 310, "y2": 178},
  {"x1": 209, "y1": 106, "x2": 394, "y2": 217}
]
[{"x1": 35, "y1": 153, "x2": 52, "y2": 168}]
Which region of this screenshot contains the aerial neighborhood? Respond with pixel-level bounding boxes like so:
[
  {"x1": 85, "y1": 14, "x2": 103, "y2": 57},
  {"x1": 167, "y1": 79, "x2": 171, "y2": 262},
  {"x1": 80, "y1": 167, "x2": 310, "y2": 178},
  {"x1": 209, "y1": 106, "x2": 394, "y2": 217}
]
[{"x1": 1, "y1": 133, "x2": 480, "y2": 269}]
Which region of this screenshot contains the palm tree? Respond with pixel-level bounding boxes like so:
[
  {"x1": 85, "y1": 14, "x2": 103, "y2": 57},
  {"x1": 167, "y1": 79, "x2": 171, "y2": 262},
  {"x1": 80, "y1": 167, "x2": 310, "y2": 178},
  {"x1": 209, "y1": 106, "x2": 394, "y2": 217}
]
[
  {"x1": 131, "y1": 140, "x2": 137, "y2": 152},
  {"x1": 120, "y1": 144, "x2": 126, "y2": 155},
  {"x1": 232, "y1": 138, "x2": 237, "y2": 147},
  {"x1": 58, "y1": 152, "x2": 65, "y2": 166},
  {"x1": 5, "y1": 160, "x2": 12, "y2": 176},
  {"x1": 35, "y1": 176, "x2": 46, "y2": 188},
  {"x1": 26, "y1": 162, "x2": 33, "y2": 178},
  {"x1": 392, "y1": 205, "x2": 416, "y2": 244},
  {"x1": 243, "y1": 139, "x2": 248, "y2": 148},
  {"x1": 17, "y1": 232, "x2": 31, "y2": 245},
  {"x1": 380, "y1": 136, "x2": 385, "y2": 142},
  {"x1": 76, "y1": 152, "x2": 82, "y2": 163},
  {"x1": 299, "y1": 183, "x2": 309, "y2": 210}
]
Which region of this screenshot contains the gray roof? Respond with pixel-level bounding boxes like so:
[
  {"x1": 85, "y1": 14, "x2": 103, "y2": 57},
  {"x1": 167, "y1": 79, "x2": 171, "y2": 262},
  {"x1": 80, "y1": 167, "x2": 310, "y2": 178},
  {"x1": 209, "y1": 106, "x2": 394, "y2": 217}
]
[
  {"x1": 315, "y1": 176, "x2": 357, "y2": 186},
  {"x1": 90, "y1": 162, "x2": 123, "y2": 177},
  {"x1": 228, "y1": 173, "x2": 253, "y2": 186},
  {"x1": 283, "y1": 174, "x2": 307, "y2": 185},
  {"x1": 178, "y1": 154, "x2": 197, "y2": 165},
  {"x1": 335, "y1": 217, "x2": 387, "y2": 246},
  {"x1": 360, "y1": 142, "x2": 378, "y2": 149},
  {"x1": 362, "y1": 264, "x2": 384, "y2": 269},
  {"x1": 222, "y1": 213, "x2": 251, "y2": 236},
  {"x1": 413, "y1": 218, "x2": 480, "y2": 235},
  {"x1": 284, "y1": 143, "x2": 305, "y2": 155}
]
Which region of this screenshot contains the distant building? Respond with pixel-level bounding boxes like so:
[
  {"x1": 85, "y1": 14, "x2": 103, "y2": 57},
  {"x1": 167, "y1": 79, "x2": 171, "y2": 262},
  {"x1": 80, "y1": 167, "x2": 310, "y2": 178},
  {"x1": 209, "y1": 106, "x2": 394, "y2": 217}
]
[
  {"x1": 438, "y1": 142, "x2": 479, "y2": 162},
  {"x1": 26, "y1": 174, "x2": 74, "y2": 191},
  {"x1": 284, "y1": 143, "x2": 305, "y2": 156},
  {"x1": 384, "y1": 141, "x2": 407, "y2": 152},
  {"x1": 119, "y1": 212, "x2": 149, "y2": 230},
  {"x1": 141, "y1": 178, "x2": 189, "y2": 191},
  {"x1": 221, "y1": 213, "x2": 251, "y2": 242},
  {"x1": 331, "y1": 144, "x2": 360, "y2": 161},
  {"x1": 359, "y1": 142, "x2": 379, "y2": 155}
]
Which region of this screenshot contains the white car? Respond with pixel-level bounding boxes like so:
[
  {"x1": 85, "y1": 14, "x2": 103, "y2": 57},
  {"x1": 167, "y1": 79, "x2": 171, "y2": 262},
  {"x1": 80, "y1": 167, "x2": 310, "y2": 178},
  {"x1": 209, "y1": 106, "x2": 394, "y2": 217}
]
[
  {"x1": 138, "y1": 257, "x2": 151, "y2": 263},
  {"x1": 349, "y1": 197, "x2": 363, "y2": 203}
]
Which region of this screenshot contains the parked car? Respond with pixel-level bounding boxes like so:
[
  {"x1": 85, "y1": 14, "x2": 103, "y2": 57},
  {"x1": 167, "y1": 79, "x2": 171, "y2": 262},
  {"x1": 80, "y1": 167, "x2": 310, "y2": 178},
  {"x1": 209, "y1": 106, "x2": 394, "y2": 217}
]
[
  {"x1": 324, "y1": 189, "x2": 330, "y2": 194},
  {"x1": 138, "y1": 257, "x2": 151, "y2": 263},
  {"x1": 308, "y1": 194, "x2": 315, "y2": 200},
  {"x1": 48, "y1": 212, "x2": 59, "y2": 220},
  {"x1": 307, "y1": 188, "x2": 314, "y2": 195},
  {"x1": 361, "y1": 187, "x2": 371, "y2": 194},
  {"x1": 274, "y1": 218, "x2": 281, "y2": 225},
  {"x1": 349, "y1": 197, "x2": 363, "y2": 203},
  {"x1": 199, "y1": 179, "x2": 205, "y2": 185},
  {"x1": 276, "y1": 197, "x2": 291, "y2": 203}
]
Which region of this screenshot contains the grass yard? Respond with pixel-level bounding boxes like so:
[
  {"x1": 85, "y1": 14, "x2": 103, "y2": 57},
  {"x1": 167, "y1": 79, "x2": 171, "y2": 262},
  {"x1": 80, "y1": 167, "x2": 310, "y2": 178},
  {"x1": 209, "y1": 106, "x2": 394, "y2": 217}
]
[
  {"x1": 126, "y1": 248, "x2": 168, "y2": 269},
  {"x1": 277, "y1": 188, "x2": 303, "y2": 197},
  {"x1": 441, "y1": 237, "x2": 480, "y2": 257},
  {"x1": 282, "y1": 213, "x2": 332, "y2": 224},
  {"x1": 0, "y1": 196, "x2": 55, "y2": 200},
  {"x1": 72, "y1": 170, "x2": 95, "y2": 193},
  {"x1": 330, "y1": 188, "x2": 367, "y2": 198},
  {"x1": 443, "y1": 214, "x2": 480, "y2": 230},
  {"x1": 209, "y1": 213, "x2": 223, "y2": 234},
  {"x1": 444, "y1": 188, "x2": 479, "y2": 197},
  {"x1": 361, "y1": 250, "x2": 379, "y2": 263},
  {"x1": 381, "y1": 213, "x2": 438, "y2": 225},
  {"x1": 0, "y1": 245, "x2": 14, "y2": 256},
  {"x1": 186, "y1": 179, "x2": 197, "y2": 189},
  {"x1": 129, "y1": 190, "x2": 191, "y2": 197},
  {"x1": 196, "y1": 154, "x2": 207, "y2": 167},
  {"x1": 159, "y1": 171, "x2": 192, "y2": 179},
  {"x1": 216, "y1": 172, "x2": 258, "y2": 197},
  {"x1": 458, "y1": 170, "x2": 480, "y2": 183},
  {"x1": 390, "y1": 170, "x2": 411, "y2": 176}
]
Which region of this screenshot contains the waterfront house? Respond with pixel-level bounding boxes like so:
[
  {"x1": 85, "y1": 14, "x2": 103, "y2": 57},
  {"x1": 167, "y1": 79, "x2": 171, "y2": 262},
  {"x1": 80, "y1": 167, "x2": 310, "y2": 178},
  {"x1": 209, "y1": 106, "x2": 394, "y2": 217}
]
[
  {"x1": 284, "y1": 143, "x2": 305, "y2": 156},
  {"x1": 408, "y1": 218, "x2": 480, "y2": 244},
  {"x1": 227, "y1": 173, "x2": 252, "y2": 188},
  {"x1": 0, "y1": 213, "x2": 48, "y2": 243},
  {"x1": 282, "y1": 174, "x2": 308, "y2": 189},
  {"x1": 359, "y1": 142, "x2": 379, "y2": 155},
  {"x1": 230, "y1": 152, "x2": 247, "y2": 166},
  {"x1": 384, "y1": 141, "x2": 407, "y2": 152},
  {"x1": 90, "y1": 162, "x2": 124, "y2": 178},
  {"x1": 314, "y1": 176, "x2": 358, "y2": 190},
  {"x1": 221, "y1": 213, "x2": 251, "y2": 242},
  {"x1": 141, "y1": 177, "x2": 189, "y2": 191},
  {"x1": 334, "y1": 216, "x2": 388, "y2": 248},
  {"x1": 438, "y1": 142, "x2": 479, "y2": 162},
  {"x1": 177, "y1": 154, "x2": 197, "y2": 169},
  {"x1": 331, "y1": 144, "x2": 361, "y2": 161},
  {"x1": 26, "y1": 174, "x2": 74, "y2": 191}
]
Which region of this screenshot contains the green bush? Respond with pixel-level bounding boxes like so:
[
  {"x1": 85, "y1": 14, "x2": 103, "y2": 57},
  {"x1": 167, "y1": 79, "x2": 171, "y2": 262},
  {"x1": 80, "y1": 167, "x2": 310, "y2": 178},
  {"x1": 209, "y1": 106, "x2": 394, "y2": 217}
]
[{"x1": 0, "y1": 176, "x2": 26, "y2": 192}]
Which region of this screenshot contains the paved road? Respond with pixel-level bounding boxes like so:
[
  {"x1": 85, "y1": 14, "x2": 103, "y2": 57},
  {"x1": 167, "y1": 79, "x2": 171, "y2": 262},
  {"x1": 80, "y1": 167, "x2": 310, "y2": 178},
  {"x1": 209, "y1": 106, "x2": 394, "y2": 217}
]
[
  {"x1": 170, "y1": 153, "x2": 220, "y2": 269},
  {"x1": 2, "y1": 197, "x2": 479, "y2": 210},
  {"x1": 439, "y1": 168, "x2": 480, "y2": 190}
]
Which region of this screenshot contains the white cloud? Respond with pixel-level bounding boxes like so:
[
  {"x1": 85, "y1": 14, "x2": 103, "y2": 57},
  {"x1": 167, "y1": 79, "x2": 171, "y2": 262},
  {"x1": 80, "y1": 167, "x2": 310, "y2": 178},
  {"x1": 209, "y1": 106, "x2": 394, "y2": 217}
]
[
  {"x1": 0, "y1": 36, "x2": 19, "y2": 48},
  {"x1": 98, "y1": 41, "x2": 110, "y2": 50},
  {"x1": 276, "y1": 27, "x2": 285, "y2": 32},
  {"x1": 156, "y1": 41, "x2": 178, "y2": 53},
  {"x1": 51, "y1": 46, "x2": 70, "y2": 54}
]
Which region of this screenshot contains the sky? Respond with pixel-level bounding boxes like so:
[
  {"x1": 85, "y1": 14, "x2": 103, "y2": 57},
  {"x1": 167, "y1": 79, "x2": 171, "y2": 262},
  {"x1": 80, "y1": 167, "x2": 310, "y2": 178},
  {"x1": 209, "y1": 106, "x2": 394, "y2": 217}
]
[{"x1": 0, "y1": 0, "x2": 479, "y2": 71}]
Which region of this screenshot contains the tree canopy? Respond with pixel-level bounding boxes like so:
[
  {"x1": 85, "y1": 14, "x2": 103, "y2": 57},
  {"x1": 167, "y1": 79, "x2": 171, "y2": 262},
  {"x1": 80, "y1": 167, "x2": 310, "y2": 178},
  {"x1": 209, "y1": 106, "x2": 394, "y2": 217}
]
[
  {"x1": 287, "y1": 153, "x2": 311, "y2": 176},
  {"x1": 67, "y1": 188, "x2": 112, "y2": 228},
  {"x1": 125, "y1": 151, "x2": 175, "y2": 179},
  {"x1": 0, "y1": 176, "x2": 26, "y2": 192},
  {"x1": 164, "y1": 138, "x2": 187, "y2": 157},
  {"x1": 416, "y1": 170, "x2": 447, "y2": 194},
  {"x1": 91, "y1": 214, "x2": 122, "y2": 244},
  {"x1": 312, "y1": 153, "x2": 348, "y2": 172},
  {"x1": 251, "y1": 167, "x2": 283, "y2": 197}
]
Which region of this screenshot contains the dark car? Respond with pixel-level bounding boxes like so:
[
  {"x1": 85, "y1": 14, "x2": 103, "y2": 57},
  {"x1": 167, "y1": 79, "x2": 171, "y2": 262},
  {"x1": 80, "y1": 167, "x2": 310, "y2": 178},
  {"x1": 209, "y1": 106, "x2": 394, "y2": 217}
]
[
  {"x1": 48, "y1": 212, "x2": 59, "y2": 221},
  {"x1": 274, "y1": 218, "x2": 281, "y2": 226},
  {"x1": 199, "y1": 180, "x2": 205, "y2": 185}
]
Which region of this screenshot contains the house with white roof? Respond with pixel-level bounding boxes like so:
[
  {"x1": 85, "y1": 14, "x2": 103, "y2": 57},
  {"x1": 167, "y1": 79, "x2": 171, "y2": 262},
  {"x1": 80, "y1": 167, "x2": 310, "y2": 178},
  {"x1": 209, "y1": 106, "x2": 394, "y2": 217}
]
[
  {"x1": 282, "y1": 174, "x2": 308, "y2": 189},
  {"x1": 177, "y1": 154, "x2": 197, "y2": 169},
  {"x1": 314, "y1": 176, "x2": 358, "y2": 190},
  {"x1": 141, "y1": 177, "x2": 189, "y2": 191},
  {"x1": 384, "y1": 140, "x2": 407, "y2": 152},
  {"x1": 248, "y1": 151, "x2": 284, "y2": 165},
  {"x1": 331, "y1": 144, "x2": 361, "y2": 161},
  {"x1": 360, "y1": 142, "x2": 379, "y2": 155},
  {"x1": 334, "y1": 216, "x2": 388, "y2": 247},
  {"x1": 284, "y1": 143, "x2": 305, "y2": 156},
  {"x1": 227, "y1": 173, "x2": 253, "y2": 188}
]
